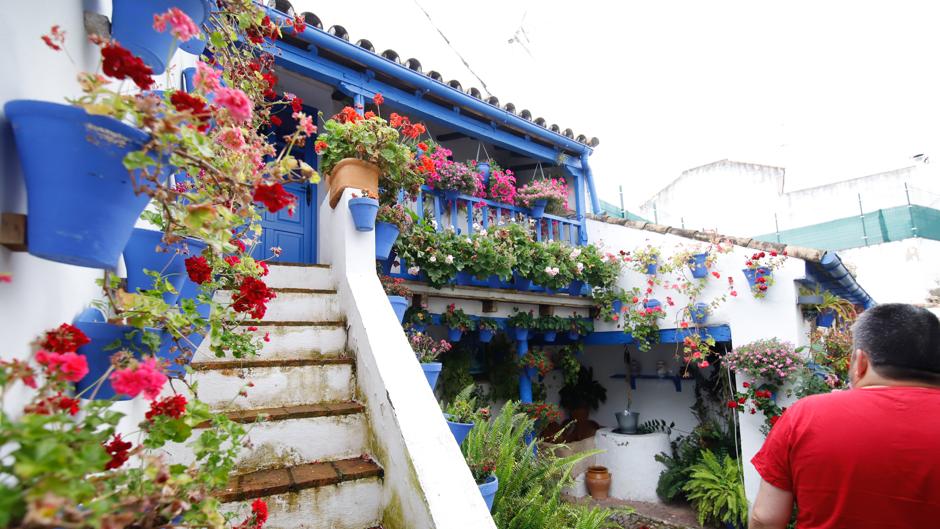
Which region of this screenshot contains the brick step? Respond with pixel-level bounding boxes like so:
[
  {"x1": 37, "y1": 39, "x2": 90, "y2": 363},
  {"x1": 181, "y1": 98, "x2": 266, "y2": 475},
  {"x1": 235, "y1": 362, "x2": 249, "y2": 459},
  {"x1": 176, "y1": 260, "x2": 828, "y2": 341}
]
[
  {"x1": 264, "y1": 263, "x2": 332, "y2": 290},
  {"x1": 220, "y1": 458, "x2": 383, "y2": 529},
  {"x1": 193, "y1": 322, "x2": 347, "y2": 363},
  {"x1": 188, "y1": 357, "x2": 355, "y2": 411},
  {"x1": 165, "y1": 402, "x2": 369, "y2": 474}
]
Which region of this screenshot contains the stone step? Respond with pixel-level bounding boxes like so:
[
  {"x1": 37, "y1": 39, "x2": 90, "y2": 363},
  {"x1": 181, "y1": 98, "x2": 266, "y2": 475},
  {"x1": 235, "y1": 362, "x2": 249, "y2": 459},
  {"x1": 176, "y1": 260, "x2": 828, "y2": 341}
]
[
  {"x1": 189, "y1": 357, "x2": 355, "y2": 411},
  {"x1": 265, "y1": 263, "x2": 333, "y2": 290},
  {"x1": 214, "y1": 289, "x2": 341, "y2": 322},
  {"x1": 220, "y1": 457, "x2": 383, "y2": 529},
  {"x1": 165, "y1": 402, "x2": 368, "y2": 474},
  {"x1": 193, "y1": 322, "x2": 348, "y2": 363}
]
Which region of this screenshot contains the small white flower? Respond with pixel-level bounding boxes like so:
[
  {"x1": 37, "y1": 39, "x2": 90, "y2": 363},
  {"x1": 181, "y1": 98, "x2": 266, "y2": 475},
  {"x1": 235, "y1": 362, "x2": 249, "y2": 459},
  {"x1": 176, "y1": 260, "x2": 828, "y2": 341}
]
[
  {"x1": 445, "y1": 225, "x2": 456, "y2": 232},
  {"x1": 545, "y1": 266, "x2": 559, "y2": 277},
  {"x1": 576, "y1": 262, "x2": 584, "y2": 273},
  {"x1": 473, "y1": 222, "x2": 481, "y2": 230},
  {"x1": 479, "y1": 229, "x2": 488, "y2": 237},
  {"x1": 569, "y1": 248, "x2": 581, "y2": 259},
  {"x1": 445, "y1": 255, "x2": 454, "y2": 264},
  {"x1": 429, "y1": 255, "x2": 437, "y2": 263},
  {"x1": 431, "y1": 219, "x2": 438, "y2": 228},
  {"x1": 466, "y1": 237, "x2": 472, "y2": 244},
  {"x1": 408, "y1": 266, "x2": 421, "y2": 275}
]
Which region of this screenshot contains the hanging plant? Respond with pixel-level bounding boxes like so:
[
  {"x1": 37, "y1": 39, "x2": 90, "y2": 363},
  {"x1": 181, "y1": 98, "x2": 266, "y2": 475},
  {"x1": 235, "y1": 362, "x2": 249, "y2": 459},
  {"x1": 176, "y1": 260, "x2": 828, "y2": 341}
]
[{"x1": 742, "y1": 249, "x2": 788, "y2": 298}]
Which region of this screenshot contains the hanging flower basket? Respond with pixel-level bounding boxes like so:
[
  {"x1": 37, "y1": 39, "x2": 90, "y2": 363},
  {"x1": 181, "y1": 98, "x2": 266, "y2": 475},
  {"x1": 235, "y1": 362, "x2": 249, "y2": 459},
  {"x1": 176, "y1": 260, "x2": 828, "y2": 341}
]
[
  {"x1": 479, "y1": 328, "x2": 495, "y2": 343},
  {"x1": 646, "y1": 260, "x2": 659, "y2": 275},
  {"x1": 447, "y1": 327, "x2": 464, "y2": 342},
  {"x1": 543, "y1": 330, "x2": 557, "y2": 342},
  {"x1": 4, "y1": 100, "x2": 159, "y2": 269},
  {"x1": 690, "y1": 302, "x2": 710, "y2": 324},
  {"x1": 743, "y1": 267, "x2": 773, "y2": 297},
  {"x1": 375, "y1": 221, "x2": 400, "y2": 260},
  {"x1": 568, "y1": 279, "x2": 586, "y2": 297},
  {"x1": 110, "y1": 0, "x2": 213, "y2": 75},
  {"x1": 688, "y1": 253, "x2": 709, "y2": 278},
  {"x1": 388, "y1": 295, "x2": 408, "y2": 323},
  {"x1": 73, "y1": 321, "x2": 152, "y2": 400},
  {"x1": 349, "y1": 197, "x2": 379, "y2": 231},
  {"x1": 124, "y1": 228, "x2": 206, "y2": 304},
  {"x1": 478, "y1": 474, "x2": 499, "y2": 511},
  {"x1": 816, "y1": 309, "x2": 836, "y2": 328},
  {"x1": 421, "y1": 361, "x2": 443, "y2": 390},
  {"x1": 529, "y1": 198, "x2": 548, "y2": 219},
  {"x1": 513, "y1": 271, "x2": 533, "y2": 291},
  {"x1": 513, "y1": 327, "x2": 530, "y2": 342},
  {"x1": 443, "y1": 413, "x2": 474, "y2": 445},
  {"x1": 477, "y1": 161, "x2": 491, "y2": 187}
]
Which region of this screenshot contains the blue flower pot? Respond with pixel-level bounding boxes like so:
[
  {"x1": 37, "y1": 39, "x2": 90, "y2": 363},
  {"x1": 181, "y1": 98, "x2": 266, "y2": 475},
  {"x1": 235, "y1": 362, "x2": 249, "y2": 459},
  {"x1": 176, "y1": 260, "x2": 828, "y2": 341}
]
[
  {"x1": 349, "y1": 197, "x2": 379, "y2": 231},
  {"x1": 388, "y1": 295, "x2": 409, "y2": 323},
  {"x1": 124, "y1": 228, "x2": 206, "y2": 305},
  {"x1": 691, "y1": 302, "x2": 709, "y2": 324},
  {"x1": 178, "y1": 279, "x2": 213, "y2": 319},
  {"x1": 646, "y1": 261, "x2": 658, "y2": 275},
  {"x1": 529, "y1": 198, "x2": 548, "y2": 219},
  {"x1": 448, "y1": 327, "x2": 463, "y2": 342},
  {"x1": 513, "y1": 271, "x2": 532, "y2": 291},
  {"x1": 568, "y1": 330, "x2": 580, "y2": 340},
  {"x1": 543, "y1": 330, "x2": 557, "y2": 342},
  {"x1": 4, "y1": 101, "x2": 159, "y2": 269},
  {"x1": 444, "y1": 413, "x2": 474, "y2": 446},
  {"x1": 817, "y1": 309, "x2": 836, "y2": 328},
  {"x1": 478, "y1": 474, "x2": 499, "y2": 511},
  {"x1": 688, "y1": 253, "x2": 709, "y2": 278},
  {"x1": 479, "y1": 328, "x2": 495, "y2": 343},
  {"x1": 568, "y1": 279, "x2": 586, "y2": 297},
  {"x1": 110, "y1": 0, "x2": 213, "y2": 74},
  {"x1": 487, "y1": 275, "x2": 502, "y2": 289},
  {"x1": 455, "y1": 271, "x2": 473, "y2": 286},
  {"x1": 179, "y1": 36, "x2": 206, "y2": 55},
  {"x1": 411, "y1": 323, "x2": 427, "y2": 333},
  {"x1": 375, "y1": 221, "x2": 400, "y2": 260},
  {"x1": 421, "y1": 362, "x2": 442, "y2": 390},
  {"x1": 73, "y1": 322, "x2": 155, "y2": 400},
  {"x1": 157, "y1": 330, "x2": 206, "y2": 377},
  {"x1": 611, "y1": 299, "x2": 623, "y2": 315},
  {"x1": 513, "y1": 327, "x2": 529, "y2": 341},
  {"x1": 644, "y1": 299, "x2": 662, "y2": 311},
  {"x1": 477, "y1": 161, "x2": 491, "y2": 187},
  {"x1": 743, "y1": 267, "x2": 772, "y2": 292}
]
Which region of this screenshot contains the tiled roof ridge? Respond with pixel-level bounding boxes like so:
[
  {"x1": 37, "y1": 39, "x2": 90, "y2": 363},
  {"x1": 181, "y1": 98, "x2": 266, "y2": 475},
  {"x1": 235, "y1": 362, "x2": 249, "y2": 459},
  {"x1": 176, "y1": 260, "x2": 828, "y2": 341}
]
[{"x1": 268, "y1": 1, "x2": 599, "y2": 148}]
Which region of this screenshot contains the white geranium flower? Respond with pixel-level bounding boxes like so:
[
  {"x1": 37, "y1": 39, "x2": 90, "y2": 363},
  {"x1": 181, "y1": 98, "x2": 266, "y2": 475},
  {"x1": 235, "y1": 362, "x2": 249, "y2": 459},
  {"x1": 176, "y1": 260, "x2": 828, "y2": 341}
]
[
  {"x1": 576, "y1": 262, "x2": 584, "y2": 273},
  {"x1": 569, "y1": 248, "x2": 581, "y2": 259},
  {"x1": 545, "y1": 266, "x2": 559, "y2": 277},
  {"x1": 479, "y1": 229, "x2": 488, "y2": 236},
  {"x1": 445, "y1": 255, "x2": 454, "y2": 264},
  {"x1": 473, "y1": 222, "x2": 481, "y2": 230},
  {"x1": 408, "y1": 266, "x2": 421, "y2": 275},
  {"x1": 465, "y1": 237, "x2": 472, "y2": 244},
  {"x1": 430, "y1": 219, "x2": 438, "y2": 228},
  {"x1": 429, "y1": 255, "x2": 437, "y2": 263}
]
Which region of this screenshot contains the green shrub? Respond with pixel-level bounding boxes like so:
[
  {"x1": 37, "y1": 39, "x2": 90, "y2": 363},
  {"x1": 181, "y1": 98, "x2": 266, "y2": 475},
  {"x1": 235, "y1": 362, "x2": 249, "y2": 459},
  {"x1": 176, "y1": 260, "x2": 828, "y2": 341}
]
[{"x1": 683, "y1": 449, "x2": 748, "y2": 528}]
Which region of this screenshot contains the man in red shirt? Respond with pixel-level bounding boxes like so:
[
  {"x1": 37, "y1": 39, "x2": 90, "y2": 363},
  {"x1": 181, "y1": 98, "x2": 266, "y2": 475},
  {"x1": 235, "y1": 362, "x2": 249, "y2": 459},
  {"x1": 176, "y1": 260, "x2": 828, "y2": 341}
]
[{"x1": 749, "y1": 303, "x2": 940, "y2": 529}]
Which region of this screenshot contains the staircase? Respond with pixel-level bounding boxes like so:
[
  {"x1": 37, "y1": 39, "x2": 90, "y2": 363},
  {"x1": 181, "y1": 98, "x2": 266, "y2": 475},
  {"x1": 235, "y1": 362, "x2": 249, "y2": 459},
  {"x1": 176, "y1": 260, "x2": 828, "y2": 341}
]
[{"x1": 187, "y1": 263, "x2": 385, "y2": 529}]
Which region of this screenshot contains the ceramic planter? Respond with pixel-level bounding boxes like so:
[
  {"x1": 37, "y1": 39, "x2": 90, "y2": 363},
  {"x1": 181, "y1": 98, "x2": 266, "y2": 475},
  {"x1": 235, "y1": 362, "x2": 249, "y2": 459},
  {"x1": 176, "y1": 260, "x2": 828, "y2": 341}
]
[
  {"x1": 568, "y1": 279, "x2": 586, "y2": 297},
  {"x1": 615, "y1": 410, "x2": 639, "y2": 434},
  {"x1": 327, "y1": 158, "x2": 380, "y2": 208},
  {"x1": 611, "y1": 299, "x2": 624, "y2": 315},
  {"x1": 110, "y1": 0, "x2": 213, "y2": 74},
  {"x1": 73, "y1": 321, "x2": 154, "y2": 400},
  {"x1": 124, "y1": 228, "x2": 206, "y2": 305},
  {"x1": 455, "y1": 271, "x2": 473, "y2": 286},
  {"x1": 478, "y1": 474, "x2": 498, "y2": 511},
  {"x1": 543, "y1": 330, "x2": 557, "y2": 342},
  {"x1": 585, "y1": 466, "x2": 612, "y2": 500},
  {"x1": 479, "y1": 328, "x2": 495, "y2": 343},
  {"x1": 644, "y1": 299, "x2": 662, "y2": 311},
  {"x1": 349, "y1": 197, "x2": 379, "y2": 231},
  {"x1": 817, "y1": 309, "x2": 836, "y2": 328},
  {"x1": 421, "y1": 362, "x2": 442, "y2": 390},
  {"x1": 486, "y1": 274, "x2": 502, "y2": 289},
  {"x1": 743, "y1": 267, "x2": 772, "y2": 293},
  {"x1": 512, "y1": 271, "x2": 532, "y2": 291},
  {"x1": 387, "y1": 295, "x2": 408, "y2": 323},
  {"x1": 568, "y1": 330, "x2": 580, "y2": 340},
  {"x1": 513, "y1": 327, "x2": 530, "y2": 341},
  {"x1": 690, "y1": 302, "x2": 709, "y2": 324},
  {"x1": 444, "y1": 413, "x2": 474, "y2": 445},
  {"x1": 4, "y1": 100, "x2": 158, "y2": 269},
  {"x1": 448, "y1": 327, "x2": 463, "y2": 342},
  {"x1": 477, "y1": 161, "x2": 491, "y2": 187},
  {"x1": 529, "y1": 198, "x2": 548, "y2": 219},
  {"x1": 374, "y1": 221, "x2": 400, "y2": 260},
  {"x1": 646, "y1": 260, "x2": 658, "y2": 275},
  {"x1": 688, "y1": 252, "x2": 709, "y2": 278}
]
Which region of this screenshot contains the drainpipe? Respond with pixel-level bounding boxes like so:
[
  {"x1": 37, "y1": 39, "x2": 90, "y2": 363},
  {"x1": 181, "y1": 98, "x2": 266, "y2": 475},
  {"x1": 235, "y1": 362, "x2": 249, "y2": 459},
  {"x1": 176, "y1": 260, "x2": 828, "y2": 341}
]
[
  {"x1": 580, "y1": 152, "x2": 601, "y2": 215},
  {"x1": 517, "y1": 339, "x2": 532, "y2": 404}
]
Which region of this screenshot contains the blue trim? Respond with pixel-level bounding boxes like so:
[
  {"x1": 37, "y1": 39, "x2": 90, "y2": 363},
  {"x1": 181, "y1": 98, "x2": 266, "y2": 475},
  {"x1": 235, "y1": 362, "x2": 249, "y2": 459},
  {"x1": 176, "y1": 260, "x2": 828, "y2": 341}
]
[
  {"x1": 804, "y1": 252, "x2": 875, "y2": 308},
  {"x1": 610, "y1": 373, "x2": 684, "y2": 393},
  {"x1": 583, "y1": 325, "x2": 732, "y2": 345},
  {"x1": 580, "y1": 152, "x2": 601, "y2": 215}
]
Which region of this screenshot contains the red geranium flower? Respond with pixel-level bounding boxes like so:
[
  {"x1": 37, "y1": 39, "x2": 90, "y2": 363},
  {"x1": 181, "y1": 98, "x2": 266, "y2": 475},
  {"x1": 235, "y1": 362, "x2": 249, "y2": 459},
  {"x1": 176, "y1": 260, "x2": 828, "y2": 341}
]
[
  {"x1": 373, "y1": 93, "x2": 384, "y2": 105},
  {"x1": 146, "y1": 394, "x2": 188, "y2": 421},
  {"x1": 185, "y1": 255, "x2": 213, "y2": 284},
  {"x1": 232, "y1": 276, "x2": 277, "y2": 319},
  {"x1": 104, "y1": 434, "x2": 133, "y2": 470},
  {"x1": 40, "y1": 323, "x2": 90, "y2": 353},
  {"x1": 253, "y1": 182, "x2": 296, "y2": 214},
  {"x1": 100, "y1": 43, "x2": 154, "y2": 90}
]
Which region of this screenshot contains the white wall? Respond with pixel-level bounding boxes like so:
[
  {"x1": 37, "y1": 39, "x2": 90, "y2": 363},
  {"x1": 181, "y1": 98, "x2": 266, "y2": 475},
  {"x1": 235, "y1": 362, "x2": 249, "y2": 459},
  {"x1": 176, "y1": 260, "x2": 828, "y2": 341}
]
[{"x1": 839, "y1": 238, "x2": 940, "y2": 305}]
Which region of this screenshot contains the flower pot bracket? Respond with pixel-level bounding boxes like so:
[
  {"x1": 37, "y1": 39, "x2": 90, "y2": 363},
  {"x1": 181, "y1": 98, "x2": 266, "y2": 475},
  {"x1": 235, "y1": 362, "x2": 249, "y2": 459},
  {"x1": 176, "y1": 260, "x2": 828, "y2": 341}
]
[{"x1": 0, "y1": 213, "x2": 27, "y2": 252}]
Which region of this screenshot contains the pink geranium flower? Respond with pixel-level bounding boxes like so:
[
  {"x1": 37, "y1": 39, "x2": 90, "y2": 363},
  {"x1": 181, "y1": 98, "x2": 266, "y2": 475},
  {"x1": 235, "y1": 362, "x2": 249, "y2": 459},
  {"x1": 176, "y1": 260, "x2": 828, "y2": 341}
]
[
  {"x1": 194, "y1": 61, "x2": 221, "y2": 93},
  {"x1": 214, "y1": 87, "x2": 252, "y2": 123},
  {"x1": 153, "y1": 8, "x2": 201, "y2": 42},
  {"x1": 110, "y1": 358, "x2": 167, "y2": 400},
  {"x1": 35, "y1": 350, "x2": 89, "y2": 382},
  {"x1": 218, "y1": 127, "x2": 246, "y2": 150}
]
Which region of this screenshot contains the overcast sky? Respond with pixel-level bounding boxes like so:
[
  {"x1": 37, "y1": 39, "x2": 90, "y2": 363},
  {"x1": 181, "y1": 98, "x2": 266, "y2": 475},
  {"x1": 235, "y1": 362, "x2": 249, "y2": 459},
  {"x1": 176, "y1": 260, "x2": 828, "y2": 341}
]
[{"x1": 294, "y1": 0, "x2": 940, "y2": 210}]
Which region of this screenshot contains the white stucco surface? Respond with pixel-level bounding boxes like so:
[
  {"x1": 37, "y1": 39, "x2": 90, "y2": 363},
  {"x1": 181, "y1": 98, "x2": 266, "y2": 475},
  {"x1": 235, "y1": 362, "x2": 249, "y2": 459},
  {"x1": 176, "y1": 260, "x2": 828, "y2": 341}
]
[{"x1": 595, "y1": 429, "x2": 670, "y2": 503}]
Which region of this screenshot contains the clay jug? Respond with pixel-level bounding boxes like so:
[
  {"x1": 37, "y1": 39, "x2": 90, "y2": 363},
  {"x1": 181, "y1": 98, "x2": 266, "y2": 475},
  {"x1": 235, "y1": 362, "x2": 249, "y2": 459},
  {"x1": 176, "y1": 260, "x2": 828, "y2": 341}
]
[{"x1": 585, "y1": 465, "x2": 611, "y2": 500}]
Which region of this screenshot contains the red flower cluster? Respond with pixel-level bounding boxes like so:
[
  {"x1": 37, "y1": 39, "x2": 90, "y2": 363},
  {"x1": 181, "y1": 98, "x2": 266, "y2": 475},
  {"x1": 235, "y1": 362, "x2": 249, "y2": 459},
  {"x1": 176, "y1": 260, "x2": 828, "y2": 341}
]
[
  {"x1": 185, "y1": 255, "x2": 213, "y2": 284},
  {"x1": 333, "y1": 106, "x2": 362, "y2": 124},
  {"x1": 237, "y1": 499, "x2": 269, "y2": 529},
  {"x1": 253, "y1": 182, "x2": 296, "y2": 214},
  {"x1": 100, "y1": 43, "x2": 154, "y2": 90},
  {"x1": 104, "y1": 434, "x2": 133, "y2": 470},
  {"x1": 291, "y1": 15, "x2": 306, "y2": 34},
  {"x1": 388, "y1": 112, "x2": 426, "y2": 139},
  {"x1": 373, "y1": 93, "x2": 384, "y2": 106},
  {"x1": 40, "y1": 323, "x2": 90, "y2": 353},
  {"x1": 246, "y1": 15, "x2": 279, "y2": 44},
  {"x1": 232, "y1": 276, "x2": 276, "y2": 319},
  {"x1": 314, "y1": 140, "x2": 328, "y2": 154},
  {"x1": 36, "y1": 350, "x2": 89, "y2": 382},
  {"x1": 170, "y1": 91, "x2": 210, "y2": 131},
  {"x1": 146, "y1": 394, "x2": 188, "y2": 421},
  {"x1": 25, "y1": 393, "x2": 80, "y2": 416},
  {"x1": 41, "y1": 25, "x2": 66, "y2": 51}
]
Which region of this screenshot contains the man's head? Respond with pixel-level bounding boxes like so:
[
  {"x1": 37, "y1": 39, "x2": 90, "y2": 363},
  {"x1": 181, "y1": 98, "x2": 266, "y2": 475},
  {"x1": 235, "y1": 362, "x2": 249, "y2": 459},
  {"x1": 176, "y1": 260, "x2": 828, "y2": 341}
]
[{"x1": 850, "y1": 303, "x2": 940, "y2": 387}]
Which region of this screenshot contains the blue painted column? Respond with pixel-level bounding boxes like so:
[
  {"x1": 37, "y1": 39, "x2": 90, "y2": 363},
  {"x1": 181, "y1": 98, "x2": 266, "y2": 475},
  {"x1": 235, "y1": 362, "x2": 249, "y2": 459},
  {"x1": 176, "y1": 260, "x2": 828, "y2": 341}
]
[
  {"x1": 517, "y1": 338, "x2": 533, "y2": 403},
  {"x1": 353, "y1": 93, "x2": 365, "y2": 115}
]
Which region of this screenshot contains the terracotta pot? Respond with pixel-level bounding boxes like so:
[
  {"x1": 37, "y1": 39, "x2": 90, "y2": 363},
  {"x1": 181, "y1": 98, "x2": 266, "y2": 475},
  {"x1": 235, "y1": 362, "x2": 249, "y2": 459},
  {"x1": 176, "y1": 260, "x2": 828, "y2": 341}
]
[
  {"x1": 585, "y1": 465, "x2": 611, "y2": 500},
  {"x1": 327, "y1": 158, "x2": 380, "y2": 208}
]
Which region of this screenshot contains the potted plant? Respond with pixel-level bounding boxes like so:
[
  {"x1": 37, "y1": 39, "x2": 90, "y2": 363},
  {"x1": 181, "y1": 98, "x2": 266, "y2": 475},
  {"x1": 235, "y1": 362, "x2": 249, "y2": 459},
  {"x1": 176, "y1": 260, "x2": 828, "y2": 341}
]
[
  {"x1": 503, "y1": 223, "x2": 535, "y2": 290},
  {"x1": 624, "y1": 298, "x2": 665, "y2": 353},
  {"x1": 683, "y1": 450, "x2": 748, "y2": 529},
  {"x1": 409, "y1": 331, "x2": 451, "y2": 390},
  {"x1": 123, "y1": 228, "x2": 206, "y2": 305},
  {"x1": 486, "y1": 164, "x2": 516, "y2": 205},
  {"x1": 443, "y1": 384, "x2": 489, "y2": 446},
  {"x1": 375, "y1": 203, "x2": 414, "y2": 260},
  {"x1": 742, "y1": 249, "x2": 787, "y2": 298},
  {"x1": 631, "y1": 244, "x2": 661, "y2": 275},
  {"x1": 688, "y1": 251, "x2": 710, "y2": 279},
  {"x1": 348, "y1": 189, "x2": 380, "y2": 231},
  {"x1": 517, "y1": 177, "x2": 568, "y2": 218},
  {"x1": 507, "y1": 309, "x2": 537, "y2": 341},
  {"x1": 316, "y1": 99, "x2": 428, "y2": 207},
  {"x1": 110, "y1": 0, "x2": 213, "y2": 74},
  {"x1": 567, "y1": 316, "x2": 594, "y2": 340},
  {"x1": 723, "y1": 338, "x2": 804, "y2": 387},
  {"x1": 429, "y1": 157, "x2": 481, "y2": 201},
  {"x1": 440, "y1": 303, "x2": 475, "y2": 342},
  {"x1": 536, "y1": 314, "x2": 567, "y2": 343},
  {"x1": 518, "y1": 401, "x2": 562, "y2": 437},
  {"x1": 380, "y1": 275, "x2": 411, "y2": 323},
  {"x1": 518, "y1": 348, "x2": 554, "y2": 378},
  {"x1": 689, "y1": 302, "x2": 710, "y2": 325},
  {"x1": 477, "y1": 317, "x2": 501, "y2": 343},
  {"x1": 805, "y1": 292, "x2": 857, "y2": 328},
  {"x1": 468, "y1": 458, "x2": 499, "y2": 511},
  {"x1": 405, "y1": 306, "x2": 432, "y2": 332},
  {"x1": 559, "y1": 365, "x2": 607, "y2": 425}
]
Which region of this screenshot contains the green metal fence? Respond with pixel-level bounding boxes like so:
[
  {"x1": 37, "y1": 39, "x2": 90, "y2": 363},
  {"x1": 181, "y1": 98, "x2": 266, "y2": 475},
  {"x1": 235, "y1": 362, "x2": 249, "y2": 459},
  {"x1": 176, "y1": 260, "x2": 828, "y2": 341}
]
[
  {"x1": 599, "y1": 199, "x2": 648, "y2": 222},
  {"x1": 754, "y1": 205, "x2": 940, "y2": 251}
]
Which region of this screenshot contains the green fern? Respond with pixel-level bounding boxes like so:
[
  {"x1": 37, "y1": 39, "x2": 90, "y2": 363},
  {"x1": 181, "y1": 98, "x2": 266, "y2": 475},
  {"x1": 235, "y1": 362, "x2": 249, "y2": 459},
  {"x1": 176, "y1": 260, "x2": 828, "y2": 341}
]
[{"x1": 682, "y1": 449, "x2": 748, "y2": 528}]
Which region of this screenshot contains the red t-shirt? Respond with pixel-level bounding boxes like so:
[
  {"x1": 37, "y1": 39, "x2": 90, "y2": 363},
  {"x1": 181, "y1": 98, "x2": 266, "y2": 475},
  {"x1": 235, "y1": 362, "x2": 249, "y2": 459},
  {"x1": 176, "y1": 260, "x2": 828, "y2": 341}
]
[{"x1": 752, "y1": 386, "x2": 940, "y2": 528}]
